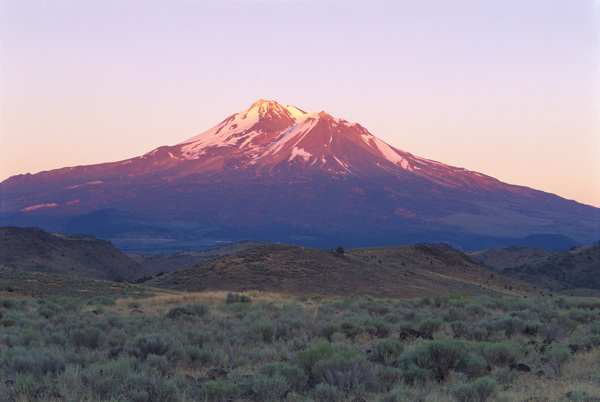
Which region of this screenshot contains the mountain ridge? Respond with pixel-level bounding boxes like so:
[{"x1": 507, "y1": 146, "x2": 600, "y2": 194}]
[
  {"x1": 0, "y1": 226, "x2": 150, "y2": 282},
  {"x1": 146, "y1": 242, "x2": 543, "y2": 298},
  {"x1": 3, "y1": 100, "x2": 599, "y2": 251}
]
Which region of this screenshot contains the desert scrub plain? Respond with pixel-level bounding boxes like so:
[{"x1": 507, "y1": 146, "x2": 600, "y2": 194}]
[{"x1": 0, "y1": 291, "x2": 599, "y2": 401}]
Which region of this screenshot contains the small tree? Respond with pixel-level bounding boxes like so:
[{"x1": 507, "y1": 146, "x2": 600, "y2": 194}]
[{"x1": 336, "y1": 246, "x2": 344, "y2": 255}]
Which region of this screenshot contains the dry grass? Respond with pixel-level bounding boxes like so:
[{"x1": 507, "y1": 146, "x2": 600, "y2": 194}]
[
  {"x1": 497, "y1": 350, "x2": 600, "y2": 401},
  {"x1": 114, "y1": 289, "x2": 322, "y2": 316}
]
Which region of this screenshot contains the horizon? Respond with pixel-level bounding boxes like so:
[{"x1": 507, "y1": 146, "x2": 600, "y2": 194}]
[{"x1": 1, "y1": 1, "x2": 599, "y2": 208}]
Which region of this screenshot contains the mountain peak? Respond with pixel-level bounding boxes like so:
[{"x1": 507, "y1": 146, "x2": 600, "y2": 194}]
[
  {"x1": 3, "y1": 100, "x2": 599, "y2": 251},
  {"x1": 246, "y1": 99, "x2": 308, "y2": 122}
]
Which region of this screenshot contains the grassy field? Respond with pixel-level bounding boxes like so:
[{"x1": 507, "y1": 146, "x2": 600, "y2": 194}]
[{"x1": 1, "y1": 291, "x2": 599, "y2": 401}]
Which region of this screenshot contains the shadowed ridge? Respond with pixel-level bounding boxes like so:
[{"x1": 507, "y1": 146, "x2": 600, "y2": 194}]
[{"x1": 146, "y1": 242, "x2": 541, "y2": 298}]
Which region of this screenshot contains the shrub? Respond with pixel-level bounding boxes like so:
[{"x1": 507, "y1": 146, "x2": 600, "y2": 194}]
[
  {"x1": 226, "y1": 293, "x2": 252, "y2": 304},
  {"x1": 166, "y1": 303, "x2": 209, "y2": 319},
  {"x1": 399, "y1": 339, "x2": 482, "y2": 382},
  {"x1": 400, "y1": 363, "x2": 429, "y2": 386},
  {"x1": 1, "y1": 299, "x2": 16, "y2": 308},
  {"x1": 136, "y1": 275, "x2": 153, "y2": 283},
  {"x1": 253, "y1": 321, "x2": 275, "y2": 343},
  {"x1": 321, "y1": 323, "x2": 340, "y2": 341},
  {"x1": 199, "y1": 381, "x2": 241, "y2": 401},
  {"x1": 369, "y1": 319, "x2": 391, "y2": 338},
  {"x1": 297, "y1": 341, "x2": 335, "y2": 377},
  {"x1": 15, "y1": 373, "x2": 35, "y2": 399},
  {"x1": 417, "y1": 317, "x2": 443, "y2": 337},
  {"x1": 20, "y1": 329, "x2": 39, "y2": 346},
  {"x1": 339, "y1": 321, "x2": 362, "y2": 341},
  {"x1": 379, "y1": 366, "x2": 403, "y2": 391},
  {"x1": 9, "y1": 349, "x2": 65, "y2": 377},
  {"x1": 246, "y1": 373, "x2": 293, "y2": 401},
  {"x1": 451, "y1": 377, "x2": 497, "y2": 402},
  {"x1": 124, "y1": 373, "x2": 179, "y2": 402},
  {"x1": 92, "y1": 377, "x2": 122, "y2": 400},
  {"x1": 475, "y1": 342, "x2": 520, "y2": 367},
  {"x1": 37, "y1": 302, "x2": 61, "y2": 318},
  {"x1": 146, "y1": 354, "x2": 170, "y2": 376},
  {"x1": 186, "y1": 346, "x2": 213, "y2": 366},
  {"x1": 522, "y1": 320, "x2": 542, "y2": 337},
  {"x1": 540, "y1": 322, "x2": 566, "y2": 342},
  {"x1": 312, "y1": 350, "x2": 367, "y2": 391},
  {"x1": 70, "y1": 327, "x2": 104, "y2": 349},
  {"x1": 370, "y1": 339, "x2": 405, "y2": 365},
  {"x1": 128, "y1": 301, "x2": 142, "y2": 309},
  {"x1": 257, "y1": 362, "x2": 308, "y2": 392},
  {"x1": 86, "y1": 296, "x2": 116, "y2": 306},
  {"x1": 546, "y1": 345, "x2": 571, "y2": 376},
  {"x1": 450, "y1": 321, "x2": 470, "y2": 338},
  {"x1": 50, "y1": 331, "x2": 67, "y2": 346},
  {"x1": 310, "y1": 383, "x2": 342, "y2": 402},
  {"x1": 125, "y1": 334, "x2": 174, "y2": 360}
]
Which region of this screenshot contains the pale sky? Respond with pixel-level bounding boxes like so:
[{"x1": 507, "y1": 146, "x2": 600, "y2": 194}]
[{"x1": 1, "y1": 0, "x2": 599, "y2": 207}]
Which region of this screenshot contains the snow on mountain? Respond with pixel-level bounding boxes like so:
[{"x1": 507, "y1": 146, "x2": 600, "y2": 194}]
[
  {"x1": 3, "y1": 99, "x2": 599, "y2": 252},
  {"x1": 173, "y1": 100, "x2": 420, "y2": 177}
]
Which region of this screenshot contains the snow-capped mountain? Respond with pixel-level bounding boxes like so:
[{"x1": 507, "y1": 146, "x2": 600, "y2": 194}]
[{"x1": 3, "y1": 100, "x2": 599, "y2": 252}]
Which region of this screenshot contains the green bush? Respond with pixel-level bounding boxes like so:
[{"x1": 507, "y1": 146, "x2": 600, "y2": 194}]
[
  {"x1": 20, "y1": 329, "x2": 39, "y2": 346},
  {"x1": 253, "y1": 321, "x2": 276, "y2": 343},
  {"x1": 310, "y1": 383, "x2": 342, "y2": 402},
  {"x1": 125, "y1": 334, "x2": 174, "y2": 360},
  {"x1": 312, "y1": 349, "x2": 367, "y2": 391},
  {"x1": 379, "y1": 366, "x2": 403, "y2": 391},
  {"x1": 399, "y1": 339, "x2": 483, "y2": 382},
  {"x1": 321, "y1": 323, "x2": 340, "y2": 341},
  {"x1": 92, "y1": 377, "x2": 122, "y2": 400},
  {"x1": 400, "y1": 363, "x2": 429, "y2": 386},
  {"x1": 146, "y1": 354, "x2": 170, "y2": 375},
  {"x1": 339, "y1": 321, "x2": 362, "y2": 341},
  {"x1": 451, "y1": 377, "x2": 497, "y2": 402},
  {"x1": 246, "y1": 373, "x2": 293, "y2": 401},
  {"x1": 9, "y1": 349, "x2": 65, "y2": 377},
  {"x1": 297, "y1": 341, "x2": 335, "y2": 377},
  {"x1": 226, "y1": 293, "x2": 252, "y2": 304},
  {"x1": 380, "y1": 385, "x2": 425, "y2": 402},
  {"x1": 417, "y1": 317, "x2": 443, "y2": 337},
  {"x1": 70, "y1": 327, "x2": 104, "y2": 349},
  {"x1": 369, "y1": 319, "x2": 391, "y2": 338},
  {"x1": 86, "y1": 296, "x2": 116, "y2": 306},
  {"x1": 124, "y1": 373, "x2": 179, "y2": 402},
  {"x1": 166, "y1": 303, "x2": 209, "y2": 319},
  {"x1": 187, "y1": 346, "x2": 213, "y2": 366},
  {"x1": 475, "y1": 342, "x2": 520, "y2": 367},
  {"x1": 370, "y1": 339, "x2": 405, "y2": 365},
  {"x1": 257, "y1": 362, "x2": 308, "y2": 392},
  {"x1": 546, "y1": 345, "x2": 571, "y2": 376},
  {"x1": 37, "y1": 301, "x2": 61, "y2": 318},
  {"x1": 199, "y1": 381, "x2": 242, "y2": 401}
]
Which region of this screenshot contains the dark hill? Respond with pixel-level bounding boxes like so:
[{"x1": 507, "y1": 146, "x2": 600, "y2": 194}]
[
  {"x1": 503, "y1": 243, "x2": 600, "y2": 290},
  {"x1": 129, "y1": 241, "x2": 263, "y2": 275},
  {"x1": 467, "y1": 247, "x2": 559, "y2": 272},
  {"x1": 0, "y1": 226, "x2": 150, "y2": 282},
  {"x1": 147, "y1": 243, "x2": 542, "y2": 298}
]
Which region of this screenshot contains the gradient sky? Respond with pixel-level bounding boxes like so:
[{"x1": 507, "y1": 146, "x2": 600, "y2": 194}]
[{"x1": 1, "y1": 0, "x2": 599, "y2": 207}]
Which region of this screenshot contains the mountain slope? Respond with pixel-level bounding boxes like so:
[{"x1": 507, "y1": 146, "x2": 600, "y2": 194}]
[
  {"x1": 3, "y1": 100, "x2": 599, "y2": 251},
  {"x1": 129, "y1": 241, "x2": 263, "y2": 275},
  {"x1": 0, "y1": 226, "x2": 150, "y2": 282},
  {"x1": 467, "y1": 247, "x2": 559, "y2": 272},
  {"x1": 146, "y1": 243, "x2": 541, "y2": 298},
  {"x1": 502, "y1": 243, "x2": 600, "y2": 290}
]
